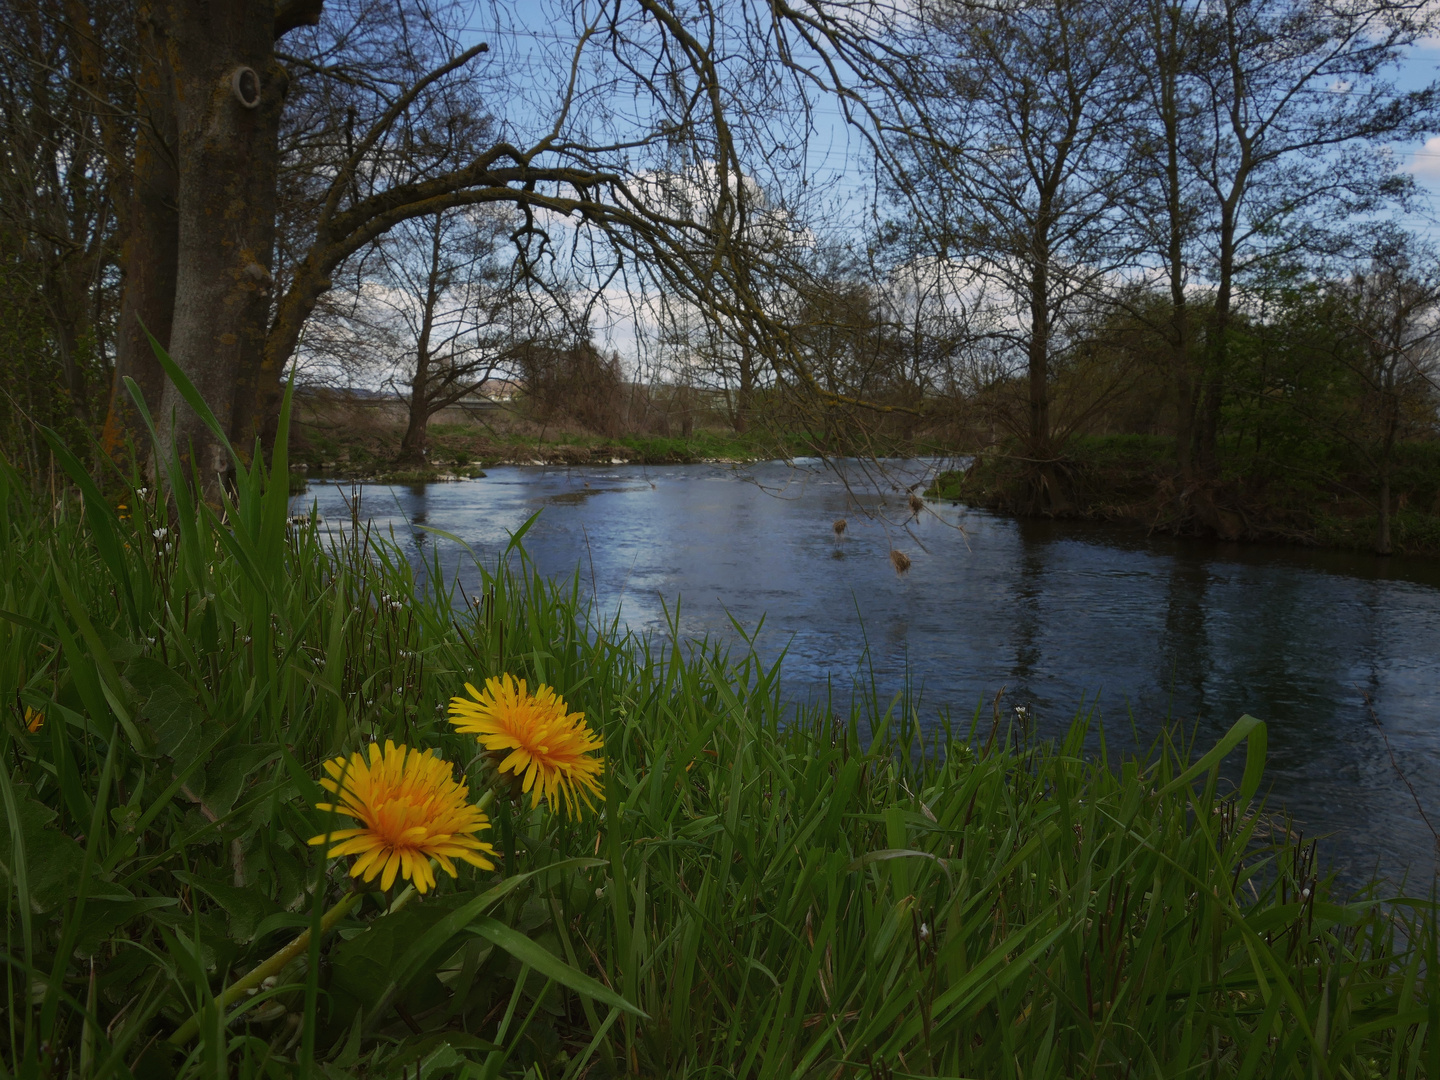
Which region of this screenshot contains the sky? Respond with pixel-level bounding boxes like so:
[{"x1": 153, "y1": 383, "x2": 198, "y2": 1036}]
[
  {"x1": 459, "y1": 5, "x2": 1440, "y2": 225},
  {"x1": 1389, "y1": 36, "x2": 1440, "y2": 234},
  {"x1": 420, "y1": 6, "x2": 1440, "y2": 374}
]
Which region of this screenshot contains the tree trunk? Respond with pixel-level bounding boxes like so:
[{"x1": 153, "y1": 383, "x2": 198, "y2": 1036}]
[
  {"x1": 103, "y1": 2, "x2": 178, "y2": 462},
  {"x1": 1168, "y1": 261, "x2": 1195, "y2": 485},
  {"x1": 261, "y1": 253, "x2": 331, "y2": 425},
  {"x1": 1027, "y1": 261, "x2": 1051, "y2": 463},
  {"x1": 733, "y1": 337, "x2": 753, "y2": 433},
  {"x1": 1377, "y1": 471, "x2": 1391, "y2": 555},
  {"x1": 1195, "y1": 208, "x2": 1236, "y2": 483},
  {"x1": 398, "y1": 333, "x2": 432, "y2": 464},
  {"x1": 399, "y1": 394, "x2": 430, "y2": 463},
  {"x1": 397, "y1": 216, "x2": 444, "y2": 465},
  {"x1": 1157, "y1": 22, "x2": 1194, "y2": 485},
  {"x1": 159, "y1": 0, "x2": 286, "y2": 486},
  {"x1": 1376, "y1": 386, "x2": 1398, "y2": 555},
  {"x1": 1027, "y1": 250, "x2": 1068, "y2": 513}
]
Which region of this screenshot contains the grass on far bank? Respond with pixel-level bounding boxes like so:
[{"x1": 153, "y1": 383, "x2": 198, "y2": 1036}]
[
  {"x1": 290, "y1": 394, "x2": 960, "y2": 481},
  {"x1": 930, "y1": 433, "x2": 1440, "y2": 556},
  {"x1": 5, "y1": 366, "x2": 1440, "y2": 1078},
  {"x1": 290, "y1": 399, "x2": 816, "y2": 479}
]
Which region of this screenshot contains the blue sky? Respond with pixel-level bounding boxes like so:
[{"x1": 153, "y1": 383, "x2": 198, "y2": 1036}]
[
  {"x1": 437, "y1": 8, "x2": 1440, "y2": 365},
  {"x1": 1394, "y1": 37, "x2": 1440, "y2": 233},
  {"x1": 458, "y1": 8, "x2": 1440, "y2": 236}
]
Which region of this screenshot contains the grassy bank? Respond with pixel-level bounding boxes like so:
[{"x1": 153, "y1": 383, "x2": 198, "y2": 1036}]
[
  {"x1": 930, "y1": 434, "x2": 1440, "y2": 557},
  {"x1": 291, "y1": 399, "x2": 814, "y2": 482},
  {"x1": 4, "y1": 381, "x2": 1439, "y2": 1077},
  {"x1": 290, "y1": 395, "x2": 960, "y2": 483}
]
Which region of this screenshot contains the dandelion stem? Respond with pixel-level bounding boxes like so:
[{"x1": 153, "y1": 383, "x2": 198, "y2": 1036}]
[{"x1": 168, "y1": 888, "x2": 365, "y2": 1046}]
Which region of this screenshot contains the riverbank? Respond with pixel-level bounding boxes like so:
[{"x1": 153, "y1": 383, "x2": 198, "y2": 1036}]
[
  {"x1": 6, "y1": 386, "x2": 1438, "y2": 1076},
  {"x1": 928, "y1": 434, "x2": 1440, "y2": 557},
  {"x1": 289, "y1": 394, "x2": 962, "y2": 484},
  {"x1": 291, "y1": 396, "x2": 809, "y2": 483}
]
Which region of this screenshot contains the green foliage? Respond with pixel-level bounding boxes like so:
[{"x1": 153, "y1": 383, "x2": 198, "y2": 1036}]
[
  {"x1": 932, "y1": 432, "x2": 1440, "y2": 554},
  {"x1": 2, "y1": 362, "x2": 1437, "y2": 1077}
]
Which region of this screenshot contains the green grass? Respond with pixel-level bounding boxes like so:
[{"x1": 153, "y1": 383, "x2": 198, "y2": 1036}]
[
  {"x1": 296, "y1": 408, "x2": 938, "y2": 474},
  {"x1": 3, "y1": 364, "x2": 1438, "y2": 1077}
]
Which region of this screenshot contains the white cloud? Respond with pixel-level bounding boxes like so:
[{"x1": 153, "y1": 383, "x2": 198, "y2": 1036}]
[{"x1": 1405, "y1": 136, "x2": 1440, "y2": 182}]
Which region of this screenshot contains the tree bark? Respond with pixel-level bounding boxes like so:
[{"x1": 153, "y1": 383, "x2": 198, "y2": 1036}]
[
  {"x1": 103, "y1": 2, "x2": 177, "y2": 461},
  {"x1": 1027, "y1": 243, "x2": 1068, "y2": 513},
  {"x1": 397, "y1": 215, "x2": 445, "y2": 465},
  {"x1": 1154, "y1": 0, "x2": 1195, "y2": 484},
  {"x1": 159, "y1": 0, "x2": 286, "y2": 484},
  {"x1": 1195, "y1": 205, "x2": 1237, "y2": 482},
  {"x1": 1027, "y1": 257, "x2": 1051, "y2": 464}
]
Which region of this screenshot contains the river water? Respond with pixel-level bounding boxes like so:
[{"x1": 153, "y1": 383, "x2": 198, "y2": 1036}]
[{"x1": 294, "y1": 459, "x2": 1440, "y2": 890}]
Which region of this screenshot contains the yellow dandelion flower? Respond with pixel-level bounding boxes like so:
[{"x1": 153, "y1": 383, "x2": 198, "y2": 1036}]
[
  {"x1": 23, "y1": 707, "x2": 43, "y2": 733},
  {"x1": 448, "y1": 674, "x2": 605, "y2": 819},
  {"x1": 307, "y1": 740, "x2": 496, "y2": 893}
]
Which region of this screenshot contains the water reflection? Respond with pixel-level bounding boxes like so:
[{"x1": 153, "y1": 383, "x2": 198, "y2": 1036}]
[{"x1": 294, "y1": 460, "x2": 1440, "y2": 888}]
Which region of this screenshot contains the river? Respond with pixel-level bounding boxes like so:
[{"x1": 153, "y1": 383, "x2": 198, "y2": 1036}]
[{"x1": 294, "y1": 458, "x2": 1440, "y2": 890}]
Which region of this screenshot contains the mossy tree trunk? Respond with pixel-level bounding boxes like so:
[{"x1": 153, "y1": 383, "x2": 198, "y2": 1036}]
[
  {"x1": 104, "y1": 2, "x2": 177, "y2": 461},
  {"x1": 156, "y1": 1, "x2": 290, "y2": 486}
]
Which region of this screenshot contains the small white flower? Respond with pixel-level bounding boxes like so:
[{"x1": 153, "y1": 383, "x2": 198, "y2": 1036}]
[
  {"x1": 918, "y1": 922, "x2": 930, "y2": 941},
  {"x1": 153, "y1": 527, "x2": 168, "y2": 540}
]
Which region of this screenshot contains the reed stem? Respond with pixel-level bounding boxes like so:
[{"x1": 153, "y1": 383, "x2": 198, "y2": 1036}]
[{"x1": 168, "y1": 888, "x2": 364, "y2": 1046}]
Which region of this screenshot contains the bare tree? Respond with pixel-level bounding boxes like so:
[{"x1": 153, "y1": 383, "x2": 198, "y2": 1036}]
[
  {"x1": 307, "y1": 202, "x2": 571, "y2": 462},
  {"x1": 72, "y1": 0, "x2": 934, "y2": 489},
  {"x1": 1328, "y1": 233, "x2": 1440, "y2": 554},
  {"x1": 0, "y1": 0, "x2": 130, "y2": 441},
  {"x1": 890, "y1": 0, "x2": 1143, "y2": 511},
  {"x1": 1180, "y1": 0, "x2": 1436, "y2": 489},
  {"x1": 1121, "y1": 0, "x2": 1209, "y2": 483}
]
